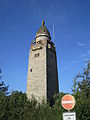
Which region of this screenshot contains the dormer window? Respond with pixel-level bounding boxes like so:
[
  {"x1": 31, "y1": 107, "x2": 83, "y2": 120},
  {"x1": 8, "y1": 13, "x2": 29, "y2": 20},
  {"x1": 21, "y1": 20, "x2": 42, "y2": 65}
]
[{"x1": 37, "y1": 40, "x2": 41, "y2": 44}]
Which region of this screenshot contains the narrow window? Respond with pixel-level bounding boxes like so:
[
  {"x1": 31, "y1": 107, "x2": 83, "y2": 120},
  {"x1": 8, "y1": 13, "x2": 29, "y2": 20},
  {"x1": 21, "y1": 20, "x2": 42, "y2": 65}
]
[
  {"x1": 30, "y1": 69, "x2": 32, "y2": 72},
  {"x1": 35, "y1": 54, "x2": 37, "y2": 57},
  {"x1": 38, "y1": 53, "x2": 39, "y2": 57},
  {"x1": 35, "y1": 53, "x2": 40, "y2": 57}
]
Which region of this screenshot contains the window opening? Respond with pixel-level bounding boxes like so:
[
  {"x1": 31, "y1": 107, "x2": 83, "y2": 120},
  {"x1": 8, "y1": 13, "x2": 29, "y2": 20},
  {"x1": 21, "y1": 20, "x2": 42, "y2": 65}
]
[
  {"x1": 35, "y1": 53, "x2": 39, "y2": 57},
  {"x1": 30, "y1": 69, "x2": 32, "y2": 72}
]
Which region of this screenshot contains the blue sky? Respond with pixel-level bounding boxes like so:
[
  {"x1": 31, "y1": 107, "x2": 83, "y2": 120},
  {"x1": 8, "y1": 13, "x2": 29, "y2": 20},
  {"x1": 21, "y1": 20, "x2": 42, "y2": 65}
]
[{"x1": 0, "y1": 0, "x2": 90, "y2": 93}]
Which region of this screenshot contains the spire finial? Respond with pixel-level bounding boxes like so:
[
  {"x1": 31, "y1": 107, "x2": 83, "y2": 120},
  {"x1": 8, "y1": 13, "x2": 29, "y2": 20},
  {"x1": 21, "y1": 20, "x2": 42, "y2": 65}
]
[{"x1": 42, "y1": 20, "x2": 45, "y2": 26}]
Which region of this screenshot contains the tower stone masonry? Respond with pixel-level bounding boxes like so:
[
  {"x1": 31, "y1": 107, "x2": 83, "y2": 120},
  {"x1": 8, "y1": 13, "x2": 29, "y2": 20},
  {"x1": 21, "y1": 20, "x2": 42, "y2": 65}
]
[{"x1": 27, "y1": 20, "x2": 59, "y2": 103}]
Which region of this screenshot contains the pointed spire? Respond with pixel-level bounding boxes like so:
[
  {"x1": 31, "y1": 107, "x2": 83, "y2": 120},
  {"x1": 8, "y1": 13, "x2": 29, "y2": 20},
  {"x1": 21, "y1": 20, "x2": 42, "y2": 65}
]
[{"x1": 42, "y1": 20, "x2": 45, "y2": 26}]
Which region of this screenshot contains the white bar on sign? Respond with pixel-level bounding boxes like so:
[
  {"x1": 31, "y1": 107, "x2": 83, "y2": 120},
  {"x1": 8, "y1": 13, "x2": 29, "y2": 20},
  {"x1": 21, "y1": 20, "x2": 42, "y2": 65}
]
[{"x1": 62, "y1": 101, "x2": 74, "y2": 104}]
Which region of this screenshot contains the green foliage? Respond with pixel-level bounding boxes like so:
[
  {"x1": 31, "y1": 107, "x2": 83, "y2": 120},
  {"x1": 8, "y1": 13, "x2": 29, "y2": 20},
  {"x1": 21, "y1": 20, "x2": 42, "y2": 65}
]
[
  {"x1": 72, "y1": 61, "x2": 90, "y2": 120},
  {"x1": 0, "y1": 91, "x2": 65, "y2": 120},
  {"x1": 0, "y1": 68, "x2": 8, "y2": 96},
  {"x1": 0, "y1": 89, "x2": 89, "y2": 120},
  {"x1": 0, "y1": 61, "x2": 90, "y2": 120}
]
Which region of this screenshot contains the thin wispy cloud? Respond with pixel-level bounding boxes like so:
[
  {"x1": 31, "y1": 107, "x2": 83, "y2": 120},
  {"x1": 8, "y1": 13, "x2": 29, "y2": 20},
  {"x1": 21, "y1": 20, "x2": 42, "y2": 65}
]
[
  {"x1": 88, "y1": 51, "x2": 90, "y2": 54},
  {"x1": 77, "y1": 41, "x2": 85, "y2": 47},
  {"x1": 62, "y1": 60, "x2": 80, "y2": 71},
  {"x1": 81, "y1": 51, "x2": 90, "y2": 61}
]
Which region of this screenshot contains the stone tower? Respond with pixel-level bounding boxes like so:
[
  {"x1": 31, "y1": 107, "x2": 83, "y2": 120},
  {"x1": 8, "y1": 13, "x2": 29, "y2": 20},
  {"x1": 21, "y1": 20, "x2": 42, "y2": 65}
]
[{"x1": 27, "y1": 20, "x2": 59, "y2": 103}]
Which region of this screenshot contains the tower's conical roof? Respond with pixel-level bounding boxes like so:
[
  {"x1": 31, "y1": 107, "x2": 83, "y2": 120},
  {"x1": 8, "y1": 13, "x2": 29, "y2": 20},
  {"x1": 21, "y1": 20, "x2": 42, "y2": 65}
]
[{"x1": 36, "y1": 20, "x2": 51, "y2": 39}]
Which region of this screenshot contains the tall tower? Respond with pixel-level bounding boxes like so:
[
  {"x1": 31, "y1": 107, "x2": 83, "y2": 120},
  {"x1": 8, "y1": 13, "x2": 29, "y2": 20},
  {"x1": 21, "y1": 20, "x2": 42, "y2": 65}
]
[{"x1": 27, "y1": 21, "x2": 59, "y2": 103}]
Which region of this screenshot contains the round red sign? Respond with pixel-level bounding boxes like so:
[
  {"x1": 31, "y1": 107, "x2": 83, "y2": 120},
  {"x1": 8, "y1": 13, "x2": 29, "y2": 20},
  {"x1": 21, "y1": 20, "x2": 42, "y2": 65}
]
[{"x1": 61, "y1": 94, "x2": 75, "y2": 110}]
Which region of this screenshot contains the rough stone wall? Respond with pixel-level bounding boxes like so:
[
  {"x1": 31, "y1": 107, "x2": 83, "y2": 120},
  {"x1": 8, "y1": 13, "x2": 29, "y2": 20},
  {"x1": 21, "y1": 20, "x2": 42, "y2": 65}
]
[
  {"x1": 27, "y1": 42, "x2": 47, "y2": 102},
  {"x1": 27, "y1": 39, "x2": 59, "y2": 103},
  {"x1": 47, "y1": 42, "x2": 59, "y2": 102}
]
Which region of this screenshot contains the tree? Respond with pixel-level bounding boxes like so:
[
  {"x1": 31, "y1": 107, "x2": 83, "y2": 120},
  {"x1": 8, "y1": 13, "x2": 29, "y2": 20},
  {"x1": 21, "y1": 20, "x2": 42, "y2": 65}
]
[
  {"x1": 0, "y1": 68, "x2": 9, "y2": 120},
  {"x1": 0, "y1": 68, "x2": 8, "y2": 96},
  {"x1": 72, "y1": 61, "x2": 90, "y2": 120},
  {"x1": 79, "y1": 61, "x2": 90, "y2": 99}
]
